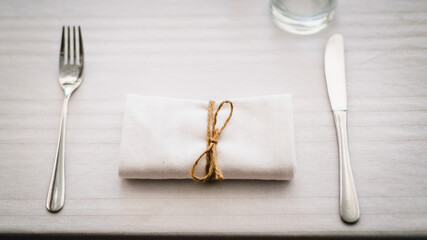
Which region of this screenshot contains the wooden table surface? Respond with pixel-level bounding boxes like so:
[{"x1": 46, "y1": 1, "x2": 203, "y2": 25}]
[{"x1": 1, "y1": 0, "x2": 426, "y2": 238}]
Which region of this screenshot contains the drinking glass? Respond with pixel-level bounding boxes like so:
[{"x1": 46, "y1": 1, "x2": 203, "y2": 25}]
[{"x1": 270, "y1": 0, "x2": 337, "y2": 35}]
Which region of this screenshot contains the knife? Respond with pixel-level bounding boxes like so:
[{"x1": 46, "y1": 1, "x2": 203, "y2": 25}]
[{"x1": 324, "y1": 34, "x2": 360, "y2": 223}]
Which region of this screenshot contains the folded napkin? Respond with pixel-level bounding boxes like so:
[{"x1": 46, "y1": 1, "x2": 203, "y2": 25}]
[{"x1": 119, "y1": 94, "x2": 296, "y2": 180}]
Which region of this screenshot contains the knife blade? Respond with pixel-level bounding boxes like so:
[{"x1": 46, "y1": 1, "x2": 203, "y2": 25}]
[
  {"x1": 325, "y1": 34, "x2": 347, "y2": 111},
  {"x1": 324, "y1": 34, "x2": 360, "y2": 224}
]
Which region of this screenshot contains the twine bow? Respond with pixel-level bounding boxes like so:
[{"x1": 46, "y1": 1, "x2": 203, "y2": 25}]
[{"x1": 190, "y1": 100, "x2": 234, "y2": 182}]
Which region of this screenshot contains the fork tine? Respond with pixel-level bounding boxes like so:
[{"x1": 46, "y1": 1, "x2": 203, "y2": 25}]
[
  {"x1": 78, "y1": 26, "x2": 84, "y2": 65},
  {"x1": 59, "y1": 26, "x2": 65, "y2": 66},
  {"x1": 67, "y1": 26, "x2": 70, "y2": 64},
  {"x1": 73, "y1": 26, "x2": 76, "y2": 65}
]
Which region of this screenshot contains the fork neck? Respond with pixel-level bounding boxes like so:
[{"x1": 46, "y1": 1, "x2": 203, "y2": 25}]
[{"x1": 63, "y1": 87, "x2": 75, "y2": 98}]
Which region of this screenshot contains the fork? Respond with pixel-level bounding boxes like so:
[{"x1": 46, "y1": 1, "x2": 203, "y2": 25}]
[{"x1": 46, "y1": 26, "x2": 84, "y2": 213}]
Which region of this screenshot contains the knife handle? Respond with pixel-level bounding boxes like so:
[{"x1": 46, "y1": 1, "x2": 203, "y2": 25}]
[{"x1": 333, "y1": 110, "x2": 360, "y2": 223}]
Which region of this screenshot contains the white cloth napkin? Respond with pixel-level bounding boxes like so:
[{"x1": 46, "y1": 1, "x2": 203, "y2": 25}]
[{"x1": 119, "y1": 94, "x2": 296, "y2": 180}]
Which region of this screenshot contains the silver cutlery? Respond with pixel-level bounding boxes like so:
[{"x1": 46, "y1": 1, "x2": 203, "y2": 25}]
[
  {"x1": 46, "y1": 26, "x2": 84, "y2": 213},
  {"x1": 324, "y1": 34, "x2": 360, "y2": 223}
]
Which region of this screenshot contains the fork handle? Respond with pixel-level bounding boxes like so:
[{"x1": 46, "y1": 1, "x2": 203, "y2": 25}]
[
  {"x1": 46, "y1": 96, "x2": 69, "y2": 213},
  {"x1": 333, "y1": 110, "x2": 360, "y2": 223}
]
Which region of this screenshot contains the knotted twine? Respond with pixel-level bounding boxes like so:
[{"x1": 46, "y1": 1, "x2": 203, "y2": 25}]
[{"x1": 190, "y1": 100, "x2": 233, "y2": 182}]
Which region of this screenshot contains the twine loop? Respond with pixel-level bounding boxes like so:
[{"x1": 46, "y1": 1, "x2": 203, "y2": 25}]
[{"x1": 190, "y1": 100, "x2": 233, "y2": 182}]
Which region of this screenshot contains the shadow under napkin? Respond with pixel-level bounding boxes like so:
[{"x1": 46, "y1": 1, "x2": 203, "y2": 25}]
[{"x1": 119, "y1": 179, "x2": 293, "y2": 199}]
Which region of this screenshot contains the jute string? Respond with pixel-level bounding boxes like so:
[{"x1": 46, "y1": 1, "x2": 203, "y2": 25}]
[{"x1": 190, "y1": 100, "x2": 233, "y2": 182}]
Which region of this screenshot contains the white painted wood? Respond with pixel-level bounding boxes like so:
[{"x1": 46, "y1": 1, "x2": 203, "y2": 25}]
[{"x1": 0, "y1": 0, "x2": 426, "y2": 237}]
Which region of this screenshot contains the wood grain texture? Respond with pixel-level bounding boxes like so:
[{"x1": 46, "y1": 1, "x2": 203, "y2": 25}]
[{"x1": 0, "y1": 0, "x2": 427, "y2": 237}]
